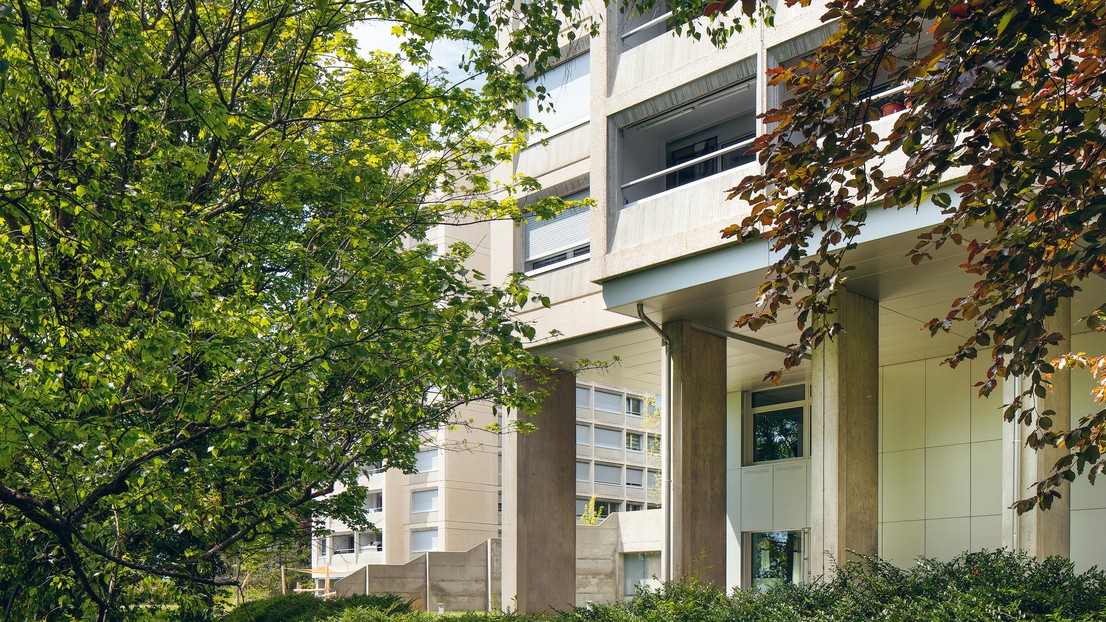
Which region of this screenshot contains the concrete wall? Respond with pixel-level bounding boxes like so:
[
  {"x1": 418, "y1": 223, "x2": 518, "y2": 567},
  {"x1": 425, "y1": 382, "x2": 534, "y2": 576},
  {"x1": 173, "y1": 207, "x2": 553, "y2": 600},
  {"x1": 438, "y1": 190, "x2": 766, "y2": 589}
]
[
  {"x1": 878, "y1": 357, "x2": 1005, "y2": 566},
  {"x1": 333, "y1": 541, "x2": 494, "y2": 611},
  {"x1": 576, "y1": 514, "x2": 621, "y2": 605}
]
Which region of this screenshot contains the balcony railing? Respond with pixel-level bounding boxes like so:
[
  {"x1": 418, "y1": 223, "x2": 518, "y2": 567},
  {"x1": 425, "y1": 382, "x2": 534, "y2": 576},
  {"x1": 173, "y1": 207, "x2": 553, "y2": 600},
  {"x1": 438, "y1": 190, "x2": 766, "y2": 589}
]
[{"x1": 621, "y1": 136, "x2": 757, "y2": 205}]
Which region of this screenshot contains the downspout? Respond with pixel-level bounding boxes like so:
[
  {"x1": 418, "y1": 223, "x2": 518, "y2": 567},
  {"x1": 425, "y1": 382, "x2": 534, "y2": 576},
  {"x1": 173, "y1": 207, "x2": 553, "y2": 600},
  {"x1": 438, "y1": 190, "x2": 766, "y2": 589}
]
[
  {"x1": 637, "y1": 303, "x2": 673, "y2": 582},
  {"x1": 1012, "y1": 376, "x2": 1022, "y2": 550}
]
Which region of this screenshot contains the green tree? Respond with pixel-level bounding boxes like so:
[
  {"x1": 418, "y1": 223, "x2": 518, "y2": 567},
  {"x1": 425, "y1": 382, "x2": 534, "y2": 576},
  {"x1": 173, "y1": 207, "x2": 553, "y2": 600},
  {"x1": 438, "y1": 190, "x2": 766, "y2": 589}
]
[
  {"x1": 717, "y1": 0, "x2": 1106, "y2": 510},
  {"x1": 0, "y1": 0, "x2": 589, "y2": 618}
]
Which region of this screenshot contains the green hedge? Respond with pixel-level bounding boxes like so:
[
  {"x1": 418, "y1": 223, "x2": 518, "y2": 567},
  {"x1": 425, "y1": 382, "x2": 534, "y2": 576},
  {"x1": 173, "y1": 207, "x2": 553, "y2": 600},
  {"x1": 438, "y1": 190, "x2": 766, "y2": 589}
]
[{"x1": 233, "y1": 551, "x2": 1106, "y2": 622}]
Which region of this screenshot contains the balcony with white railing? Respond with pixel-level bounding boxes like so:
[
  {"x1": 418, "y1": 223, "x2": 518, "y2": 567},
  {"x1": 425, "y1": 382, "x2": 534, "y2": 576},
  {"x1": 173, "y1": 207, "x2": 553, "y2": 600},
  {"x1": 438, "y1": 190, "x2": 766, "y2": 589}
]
[{"x1": 610, "y1": 81, "x2": 758, "y2": 253}]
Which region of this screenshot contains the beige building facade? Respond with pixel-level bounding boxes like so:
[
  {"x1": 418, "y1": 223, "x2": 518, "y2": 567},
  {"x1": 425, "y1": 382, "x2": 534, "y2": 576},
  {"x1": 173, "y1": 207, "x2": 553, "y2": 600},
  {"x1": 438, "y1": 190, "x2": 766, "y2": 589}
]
[{"x1": 491, "y1": 0, "x2": 1106, "y2": 613}]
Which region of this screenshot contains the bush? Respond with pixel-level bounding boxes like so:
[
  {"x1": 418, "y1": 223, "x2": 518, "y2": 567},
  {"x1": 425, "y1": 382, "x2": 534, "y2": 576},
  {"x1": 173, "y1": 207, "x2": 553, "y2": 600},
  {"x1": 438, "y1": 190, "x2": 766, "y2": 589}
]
[
  {"x1": 221, "y1": 593, "x2": 411, "y2": 622},
  {"x1": 566, "y1": 551, "x2": 1106, "y2": 622}
]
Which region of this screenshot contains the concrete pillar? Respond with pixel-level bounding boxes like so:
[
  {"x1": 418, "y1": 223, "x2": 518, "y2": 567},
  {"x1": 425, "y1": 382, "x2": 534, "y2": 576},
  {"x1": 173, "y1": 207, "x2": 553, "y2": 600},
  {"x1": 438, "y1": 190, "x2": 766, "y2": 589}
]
[
  {"x1": 1002, "y1": 300, "x2": 1071, "y2": 559},
  {"x1": 810, "y1": 289, "x2": 879, "y2": 578},
  {"x1": 501, "y1": 370, "x2": 576, "y2": 613},
  {"x1": 665, "y1": 320, "x2": 727, "y2": 585}
]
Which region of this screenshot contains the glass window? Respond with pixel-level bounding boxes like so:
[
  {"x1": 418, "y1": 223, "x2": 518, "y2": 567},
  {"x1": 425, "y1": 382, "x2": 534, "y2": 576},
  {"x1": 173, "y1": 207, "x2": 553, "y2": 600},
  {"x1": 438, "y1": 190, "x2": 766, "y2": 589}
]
[
  {"x1": 594, "y1": 463, "x2": 622, "y2": 485},
  {"x1": 411, "y1": 488, "x2": 438, "y2": 513},
  {"x1": 359, "y1": 531, "x2": 383, "y2": 552},
  {"x1": 576, "y1": 461, "x2": 591, "y2": 482},
  {"x1": 317, "y1": 537, "x2": 327, "y2": 556},
  {"x1": 625, "y1": 502, "x2": 643, "y2": 512},
  {"x1": 626, "y1": 468, "x2": 644, "y2": 488},
  {"x1": 751, "y1": 385, "x2": 807, "y2": 408},
  {"x1": 575, "y1": 498, "x2": 590, "y2": 517},
  {"x1": 626, "y1": 396, "x2": 644, "y2": 416},
  {"x1": 594, "y1": 390, "x2": 623, "y2": 413},
  {"x1": 576, "y1": 424, "x2": 591, "y2": 445},
  {"x1": 594, "y1": 499, "x2": 620, "y2": 515},
  {"x1": 750, "y1": 531, "x2": 803, "y2": 589},
  {"x1": 332, "y1": 534, "x2": 355, "y2": 554},
  {"x1": 411, "y1": 528, "x2": 438, "y2": 554},
  {"x1": 576, "y1": 386, "x2": 591, "y2": 407},
  {"x1": 522, "y1": 52, "x2": 590, "y2": 136},
  {"x1": 414, "y1": 448, "x2": 438, "y2": 473},
  {"x1": 624, "y1": 552, "x2": 661, "y2": 596},
  {"x1": 626, "y1": 432, "x2": 643, "y2": 452},
  {"x1": 594, "y1": 427, "x2": 622, "y2": 449},
  {"x1": 647, "y1": 434, "x2": 661, "y2": 454},
  {"x1": 647, "y1": 470, "x2": 659, "y2": 491},
  {"x1": 365, "y1": 491, "x2": 383, "y2": 512},
  {"x1": 752, "y1": 406, "x2": 804, "y2": 462},
  {"x1": 525, "y1": 191, "x2": 591, "y2": 272}
]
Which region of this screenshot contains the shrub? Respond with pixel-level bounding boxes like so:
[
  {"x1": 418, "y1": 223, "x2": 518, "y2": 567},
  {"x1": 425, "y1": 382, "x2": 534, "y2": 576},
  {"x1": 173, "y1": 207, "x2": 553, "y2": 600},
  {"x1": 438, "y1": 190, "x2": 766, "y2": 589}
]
[{"x1": 222, "y1": 593, "x2": 411, "y2": 622}]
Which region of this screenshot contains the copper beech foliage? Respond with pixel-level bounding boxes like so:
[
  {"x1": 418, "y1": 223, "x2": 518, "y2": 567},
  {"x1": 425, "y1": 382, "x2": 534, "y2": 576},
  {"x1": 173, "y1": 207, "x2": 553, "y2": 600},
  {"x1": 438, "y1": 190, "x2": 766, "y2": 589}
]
[{"x1": 722, "y1": 0, "x2": 1106, "y2": 511}]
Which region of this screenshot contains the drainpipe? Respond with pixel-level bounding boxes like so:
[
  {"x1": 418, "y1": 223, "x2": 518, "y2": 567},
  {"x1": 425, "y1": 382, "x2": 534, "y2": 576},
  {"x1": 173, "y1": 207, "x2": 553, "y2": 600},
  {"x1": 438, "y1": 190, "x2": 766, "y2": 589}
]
[
  {"x1": 1011, "y1": 376, "x2": 1022, "y2": 550},
  {"x1": 637, "y1": 303, "x2": 673, "y2": 582}
]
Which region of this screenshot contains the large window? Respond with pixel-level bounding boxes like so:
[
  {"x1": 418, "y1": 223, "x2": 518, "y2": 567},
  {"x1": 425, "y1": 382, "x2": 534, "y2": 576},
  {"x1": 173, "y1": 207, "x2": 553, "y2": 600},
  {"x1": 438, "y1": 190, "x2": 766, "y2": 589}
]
[
  {"x1": 365, "y1": 491, "x2": 383, "y2": 513},
  {"x1": 332, "y1": 533, "x2": 355, "y2": 555},
  {"x1": 576, "y1": 461, "x2": 591, "y2": 482},
  {"x1": 626, "y1": 396, "x2": 645, "y2": 417},
  {"x1": 523, "y1": 190, "x2": 590, "y2": 272},
  {"x1": 411, "y1": 528, "x2": 439, "y2": 554},
  {"x1": 594, "y1": 427, "x2": 623, "y2": 449},
  {"x1": 626, "y1": 468, "x2": 644, "y2": 488},
  {"x1": 749, "y1": 531, "x2": 803, "y2": 589},
  {"x1": 576, "y1": 386, "x2": 592, "y2": 407},
  {"x1": 576, "y1": 424, "x2": 591, "y2": 445},
  {"x1": 411, "y1": 488, "x2": 438, "y2": 513},
  {"x1": 360, "y1": 531, "x2": 383, "y2": 552},
  {"x1": 522, "y1": 52, "x2": 590, "y2": 136},
  {"x1": 624, "y1": 552, "x2": 661, "y2": 596},
  {"x1": 747, "y1": 385, "x2": 808, "y2": 464},
  {"x1": 414, "y1": 448, "x2": 439, "y2": 473},
  {"x1": 594, "y1": 463, "x2": 622, "y2": 485},
  {"x1": 594, "y1": 389, "x2": 623, "y2": 413},
  {"x1": 626, "y1": 432, "x2": 643, "y2": 452}
]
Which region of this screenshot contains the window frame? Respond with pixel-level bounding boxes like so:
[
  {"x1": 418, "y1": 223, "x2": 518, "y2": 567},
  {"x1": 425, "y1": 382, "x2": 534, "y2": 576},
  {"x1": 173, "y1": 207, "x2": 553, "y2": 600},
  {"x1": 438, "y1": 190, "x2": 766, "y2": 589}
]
[
  {"x1": 410, "y1": 528, "x2": 439, "y2": 554},
  {"x1": 410, "y1": 488, "x2": 439, "y2": 514},
  {"x1": 593, "y1": 426, "x2": 623, "y2": 450},
  {"x1": 626, "y1": 432, "x2": 643, "y2": 452},
  {"x1": 742, "y1": 529, "x2": 808, "y2": 589},
  {"x1": 743, "y1": 384, "x2": 810, "y2": 467}
]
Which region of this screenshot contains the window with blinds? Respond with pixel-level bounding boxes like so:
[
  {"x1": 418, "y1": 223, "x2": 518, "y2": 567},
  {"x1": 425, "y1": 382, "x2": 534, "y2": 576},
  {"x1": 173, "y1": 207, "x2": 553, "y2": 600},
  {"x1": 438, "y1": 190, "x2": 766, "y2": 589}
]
[{"x1": 524, "y1": 190, "x2": 590, "y2": 272}]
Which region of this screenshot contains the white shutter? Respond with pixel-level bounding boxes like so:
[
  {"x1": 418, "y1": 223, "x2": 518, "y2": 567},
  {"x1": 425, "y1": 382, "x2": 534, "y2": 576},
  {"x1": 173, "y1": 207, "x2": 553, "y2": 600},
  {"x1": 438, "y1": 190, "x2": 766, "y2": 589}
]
[{"x1": 524, "y1": 205, "x2": 590, "y2": 261}]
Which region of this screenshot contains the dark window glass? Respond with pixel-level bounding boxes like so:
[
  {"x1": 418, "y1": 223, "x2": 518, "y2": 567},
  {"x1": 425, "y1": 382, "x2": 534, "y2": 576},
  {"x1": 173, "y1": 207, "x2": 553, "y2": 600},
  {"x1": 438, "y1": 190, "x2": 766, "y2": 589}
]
[
  {"x1": 752, "y1": 406, "x2": 803, "y2": 462},
  {"x1": 750, "y1": 531, "x2": 803, "y2": 589},
  {"x1": 750, "y1": 385, "x2": 807, "y2": 408}
]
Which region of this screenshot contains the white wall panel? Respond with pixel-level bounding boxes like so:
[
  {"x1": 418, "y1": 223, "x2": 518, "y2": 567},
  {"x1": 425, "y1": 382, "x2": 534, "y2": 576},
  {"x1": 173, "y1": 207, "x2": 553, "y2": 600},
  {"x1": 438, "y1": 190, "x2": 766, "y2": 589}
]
[
  {"x1": 740, "y1": 465, "x2": 773, "y2": 531},
  {"x1": 970, "y1": 515, "x2": 1001, "y2": 551},
  {"x1": 1071, "y1": 509, "x2": 1106, "y2": 573},
  {"x1": 882, "y1": 520, "x2": 925, "y2": 568},
  {"x1": 969, "y1": 359, "x2": 1004, "y2": 442},
  {"x1": 772, "y1": 461, "x2": 808, "y2": 530},
  {"x1": 925, "y1": 517, "x2": 970, "y2": 561},
  {"x1": 883, "y1": 449, "x2": 925, "y2": 522},
  {"x1": 925, "y1": 359, "x2": 969, "y2": 447},
  {"x1": 925, "y1": 444, "x2": 970, "y2": 520},
  {"x1": 969, "y1": 440, "x2": 1002, "y2": 516},
  {"x1": 883, "y1": 361, "x2": 926, "y2": 452}
]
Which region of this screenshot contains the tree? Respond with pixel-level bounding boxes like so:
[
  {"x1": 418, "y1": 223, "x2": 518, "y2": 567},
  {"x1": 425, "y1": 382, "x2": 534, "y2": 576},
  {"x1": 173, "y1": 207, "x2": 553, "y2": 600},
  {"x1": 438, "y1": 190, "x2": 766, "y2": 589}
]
[
  {"x1": 717, "y1": 0, "x2": 1106, "y2": 511},
  {"x1": 0, "y1": 0, "x2": 589, "y2": 618}
]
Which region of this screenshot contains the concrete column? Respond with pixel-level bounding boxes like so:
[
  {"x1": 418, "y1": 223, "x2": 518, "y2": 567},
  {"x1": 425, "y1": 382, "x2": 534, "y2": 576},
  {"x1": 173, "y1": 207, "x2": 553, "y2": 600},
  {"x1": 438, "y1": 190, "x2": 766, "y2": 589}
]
[
  {"x1": 1002, "y1": 300, "x2": 1071, "y2": 559},
  {"x1": 501, "y1": 370, "x2": 576, "y2": 613},
  {"x1": 665, "y1": 320, "x2": 727, "y2": 585},
  {"x1": 810, "y1": 289, "x2": 879, "y2": 578}
]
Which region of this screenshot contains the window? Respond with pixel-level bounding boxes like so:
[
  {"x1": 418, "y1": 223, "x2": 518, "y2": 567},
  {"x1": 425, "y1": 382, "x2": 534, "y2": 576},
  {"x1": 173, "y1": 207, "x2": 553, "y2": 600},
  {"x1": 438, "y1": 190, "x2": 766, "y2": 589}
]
[
  {"x1": 594, "y1": 389, "x2": 623, "y2": 413},
  {"x1": 414, "y1": 448, "x2": 439, "y2": 473},
  {"x1": 317, "y1": 537, "x2": 327, "y2": 557},
  {"x1": 625, "y1": 502, "x2": 644, "y2": 512},
  {"x1": 647, "y1": 470, "x2": 659, "y2": 492},
  {"x1": 365, "y1": 491, "x2": 383, "y2": 513},
  {"x1": 626, "y1": 396, "x2": 644, "y2": 417},
  {"x1": 332, "y1": 533, "x2": 355, "y2": 555},
  {"x1": 411, "y1": 488, "x2": 438, "y2": 513},
  {"x1": 363, "y1": 462, "x2": 385, "y2": 475},
  {"x1": 524, "y1": 190, "x2": 591, "y2": 272},
  {"x1": 647, "y1": 434, "x2": 661, "y2": 454},
  {"x1": 594, "y1": 463, "x2": 622, "y2": 485},
  {"x1": 594, "y1": 427, "x2": 622, "y2": 449},
  {"x1": 576, "y1": 386, "x2": 591, "y2": 407},
  {"x1": 360, "y1": 531, "x2": 383, "y2": 552},
  {"x1": 747, "y1": 385, "x2": 808, "y2": 464},
  {"x1": 498, "y1": 492, "x2": 502, "y2": 512},
  {"x1": 576, "y1": 424, "x2": 591, "y2": 445},
  {"x1": 624, "y1": 552, "x2": 661, "y2": 596},
  {"x1": 594, "y1": 499, "x2": 621, "y2": 515},
  {"x1": 749, "y1": 531, "x2": 803, "y2": 589},
  {"x1": 522, "y1": 52, "x2": 590, "y2": 136},
  {"x1": 576, "y1": 461, "x2": 591, "y2": 482},
  {"x1": 411, "y1": 529, "x2": 439, "y2": 554},
  {"x1": 626, "y1": 468, "x2": 644, "y2": 488},
  {"x1": 575, "y1": 498, "x2": 590, "y2": 518},
  {"x1": 626, "y1": 432, "x2": 643, "y2": 452}
]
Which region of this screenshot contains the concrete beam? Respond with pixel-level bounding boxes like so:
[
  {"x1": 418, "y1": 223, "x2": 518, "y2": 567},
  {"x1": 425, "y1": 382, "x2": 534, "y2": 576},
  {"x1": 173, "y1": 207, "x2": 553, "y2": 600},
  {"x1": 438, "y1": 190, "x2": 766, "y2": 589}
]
[
  {"x1": 502, "y1": 370, "x2": 576, "y2": 613},
  {"x1": 665, "y1": 320, "x2": 727, "y2": 585},
  {"x1": 810, "y1": 289, "x2": 879, "y2": 578}
]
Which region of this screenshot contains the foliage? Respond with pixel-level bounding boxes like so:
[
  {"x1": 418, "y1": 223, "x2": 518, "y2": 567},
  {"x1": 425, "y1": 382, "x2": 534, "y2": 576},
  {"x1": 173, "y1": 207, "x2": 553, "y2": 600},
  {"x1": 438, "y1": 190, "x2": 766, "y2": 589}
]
[
  {"x1": 569, "y1": 551, "x2": 1106, "y2": 622},
  {"x1": 579, "y1": 496, "x2": 604, "y2": 526},
  {"x1": 0, "y1": 0, "x2": 599, "y2": 619},
  {"x1": 222, "y1": 593, "x2": 410, "y2": 622},
  {"x1": 718, "y1": 0, "x2": 1106, "y2": 509}
]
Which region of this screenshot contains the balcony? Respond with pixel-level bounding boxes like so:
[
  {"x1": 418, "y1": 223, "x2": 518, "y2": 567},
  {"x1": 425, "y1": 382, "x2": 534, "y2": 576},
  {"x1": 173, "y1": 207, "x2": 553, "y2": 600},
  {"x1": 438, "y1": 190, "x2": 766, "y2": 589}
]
[{"x1": 611, "y1": 81, "x2": 757, "y2": 253}]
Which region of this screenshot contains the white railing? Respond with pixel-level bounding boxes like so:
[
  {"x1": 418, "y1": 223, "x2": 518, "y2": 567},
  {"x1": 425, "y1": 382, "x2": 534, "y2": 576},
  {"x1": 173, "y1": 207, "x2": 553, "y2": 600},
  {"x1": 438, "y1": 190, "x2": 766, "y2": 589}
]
[
  {"x1": 620, "y1": 11, "x2": 673, "y2": 41},
  {"x1": 620, "y1": 136, "x2": 757, "y2": 194}
]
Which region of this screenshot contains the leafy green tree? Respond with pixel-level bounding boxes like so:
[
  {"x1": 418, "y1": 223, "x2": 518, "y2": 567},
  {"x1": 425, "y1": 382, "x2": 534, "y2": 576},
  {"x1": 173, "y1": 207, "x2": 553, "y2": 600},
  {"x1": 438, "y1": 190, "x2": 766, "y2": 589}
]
[
  {"x1": 0, "y1": 0, "x2": 589, "y2": 618},
  {"x1": 718, "y1": 0, "x2": 1106, "y2": 510}
]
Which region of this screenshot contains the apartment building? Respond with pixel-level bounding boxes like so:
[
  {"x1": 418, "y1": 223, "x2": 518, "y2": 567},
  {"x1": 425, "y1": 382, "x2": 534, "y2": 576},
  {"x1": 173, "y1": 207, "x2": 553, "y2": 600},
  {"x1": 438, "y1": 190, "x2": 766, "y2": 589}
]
[
  {"x1": 488, "y1": 0, "x2": 1106, "y2": 614},
  {"x1": 312, "y1": 373, "x2": 661, "y2": 579}
]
